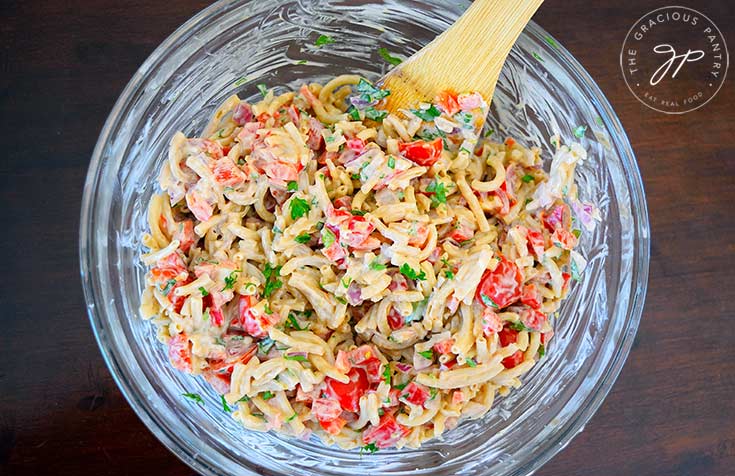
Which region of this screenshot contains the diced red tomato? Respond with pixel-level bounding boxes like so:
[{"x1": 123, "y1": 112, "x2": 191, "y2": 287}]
[
  {"x1": 476, "y1": 258, "x2": 523, "y2": 309},
  {"x1": 398, "y1": 138, "x2": 443, "y2": 167},
  {"x1": 407, "y1": 223, "x2": 429, "y2": 247},
  {"x1": 312, "y1": 398, "x2": 343, "y2": 421},
  {"x1": 186, "y1": 183, "x2": 215, "y2": 222},
  {"x1": 501, "y1": 350, "x2": 524, "y2": 369},
  {"x1": 322, "y1": 240, "x2": 347, "y2": 264},
  {"x1": 212, "y1": 157, "x2": 246, "y2": 187},
  {"x1": 168, "y1": 333, "x2": 193, "y2": 373},
  {"x1": 493, "y1": 187, "x2": 510, "y2": 215},
  {"x1": 209, "y1": 307, "x2": 225, "y2": 327},
  {"x1": 232, "y1": 102, "x2": 254, "y2": 125},
  {"x1": 402, "y1": 382, "x2": 430, "y2": 407},
  {"x1": 552, "y1": 228, "x2": 577, "y2": 250},
  {"x1": 562, "y1": 272, "x2": 572, "y2": 291},
  {"x1": 203, "y1": 370, "x2": 231, "y2": 394},
  {"x1": 151, "y1": 252, "x2": 187, "y2": 283},
  {"x1": 383, "y1": 388, "x2": 401, "y2": 408},
  {"x1": 189, "y1": 139, "x2": 223, "y2": 159},
  {"x1": 541, "y1": 330, "x2": 554, "y2": 345},
  {"x1": 262, "y1": 160, "x2": 299, "y2": 186},
  {"x1": 167, "y1": 277, "x2": 192, "y2": 313},
  {"x1": 362, "y1": 413, "x2": 411, "y2": 449},
  {"x1": 333, "y1": 196, "x2": 352, "y2": 209},
  {"x1": 441, "y1": 358, "x2": 458, "y2": 370},
  {"x1": 448, "y1": 223, "x2": 474, "y2": 242},
  {"x1": 346, "y1": 138, "x2": 365, "y2": 153},
  {"x1": 481, "y1": 308, "x2": 503, "y2": 336},
  {"x1": 433, "y1": 338, "x2": 454, "y2": 355},
  {"x1": 172, "y1": 220, "x2": 197, "y2": 253},
  {"x1": 436, "y1": 90, "x2": 460, "y2": 116},
  {"x1": 327, "y1": 209, "x2": 376, "y2": 249},
  {"x1": 526, "y1": 228, "x2": 546, "y2": 257},
  {"x1": 387, "y1": 308, "x2": 404, "y2": 331},
  {"x1": 504, "y1": 138, "x2": 516, "y2": 148},
  {"x1": 543, "y1": 204, "x2": 568, "y2": 232},
  {"x1": 334, "y1": 350, "x2": 351, "y2": 374},
  {"x1": 520, "y1": 308, "x2": 547, "y2": 331},
  {"x1": 207, "y1": 344, "x2": 256, "y2": 371},
  {"x1": 325, "y1": 368, "x2": 369, "y2": 412},
  {"x1": 498, "y1": 326, "x2": 519, "y2": 347},
  {"x1": 319, "y1": 416, "x2": 347, "y2": 435},
  {"x1": 520, "y1": 284, "x2": 541, "y2": 310},
  {"x1": 238, "y1": 295, "x2": 277, "y2": 338}
]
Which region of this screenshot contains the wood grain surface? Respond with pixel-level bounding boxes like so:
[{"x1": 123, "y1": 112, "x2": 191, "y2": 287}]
[{"x1": 0, "y1": 1, "x2": 733, "y2": 475}]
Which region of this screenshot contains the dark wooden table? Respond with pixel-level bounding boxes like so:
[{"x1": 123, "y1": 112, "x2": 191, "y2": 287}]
[{"x1": 1, "y1": 1, "x2": 733, "y2": 475}]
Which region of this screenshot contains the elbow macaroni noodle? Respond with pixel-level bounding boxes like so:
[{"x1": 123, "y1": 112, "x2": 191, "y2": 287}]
[{"x1": 140, "y1": 75, "x2": 596, "y2": 450}]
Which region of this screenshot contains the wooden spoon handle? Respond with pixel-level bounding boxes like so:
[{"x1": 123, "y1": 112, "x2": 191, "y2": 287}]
[{"x1": 381, "y1": 0, "x2": 543, "y2": 112}]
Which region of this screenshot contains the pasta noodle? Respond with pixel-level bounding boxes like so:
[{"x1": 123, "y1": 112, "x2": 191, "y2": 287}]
[{"x1": 139, "y1": 76, "x2": 596, "y2": 451}]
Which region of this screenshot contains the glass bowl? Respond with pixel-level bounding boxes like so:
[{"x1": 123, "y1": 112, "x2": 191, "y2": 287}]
[{"x1": 79, "y1": 0, "x2": 649, "y2": 475}]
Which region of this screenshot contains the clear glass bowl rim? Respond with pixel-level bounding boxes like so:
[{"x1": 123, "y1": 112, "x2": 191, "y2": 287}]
[{"x1": 79, "y1": 1, "x2": 650, "y2": 475}]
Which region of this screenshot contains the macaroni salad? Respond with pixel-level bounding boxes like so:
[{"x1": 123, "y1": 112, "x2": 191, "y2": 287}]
[{"x1": 139, "y1": 74, "x2": 597, "y2": 450}]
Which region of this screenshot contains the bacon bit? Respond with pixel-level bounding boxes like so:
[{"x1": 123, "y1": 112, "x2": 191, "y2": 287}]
[{"x1": 452, "y1": 390, "x2": 465, "y2": 406}]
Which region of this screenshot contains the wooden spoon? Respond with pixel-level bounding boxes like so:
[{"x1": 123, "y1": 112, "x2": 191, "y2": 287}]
[{"x1": 380, "y1": 0, "x2": 544, "y2": 113}]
